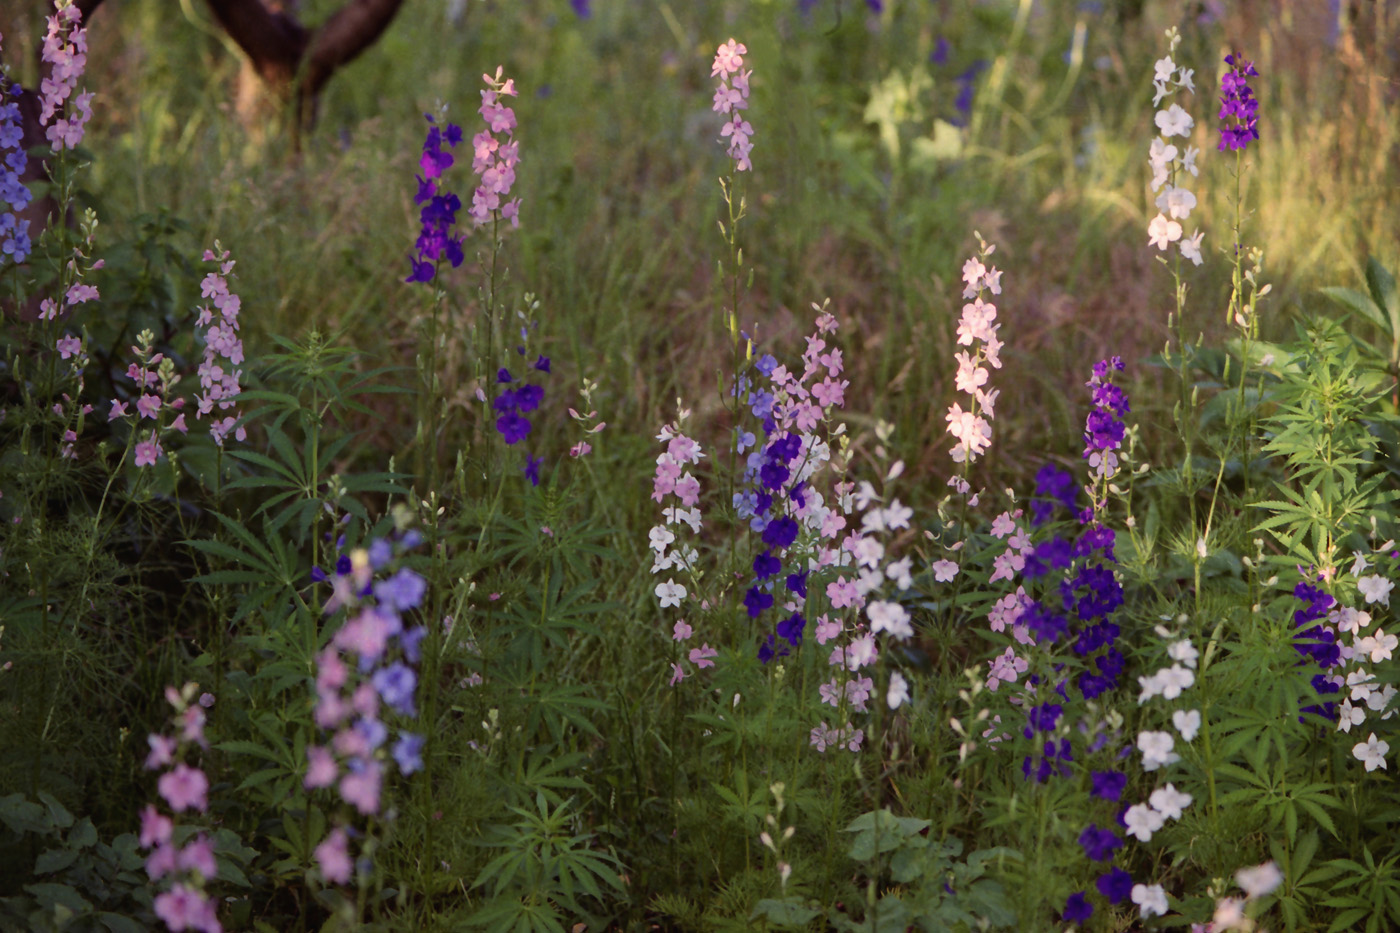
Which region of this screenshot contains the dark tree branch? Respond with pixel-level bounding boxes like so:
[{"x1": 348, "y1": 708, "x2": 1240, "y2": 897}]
[
  {"x1": 303, "y1": 0, "x2": 405, "y2": 99},
  {"x1": 203, "y1": 0, "x2": 309, "y2": 88}
]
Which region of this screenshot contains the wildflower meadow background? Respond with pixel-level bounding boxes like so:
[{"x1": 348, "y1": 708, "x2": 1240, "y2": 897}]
[{"x1": 1, "y1": 0, "x2": 1399, "y2": 930}]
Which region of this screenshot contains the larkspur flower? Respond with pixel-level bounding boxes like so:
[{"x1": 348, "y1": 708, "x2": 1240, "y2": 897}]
[
  {"x1": 1218, "y1": 53, "x2": 1260, "y2": 152},
  {"x1": 141, "y1": 686, "x2": 222, "y2": 931},
  {"x1": 1235, "y1": 861, "x2": 1283, "y2": 898},
  {"x1": 405, "y1": 113, "x2": 465, "y2": 282},
  {"x1": 1131, "y1": 883, "x2": 1169, "y2": 919},
  {"x1": 38, "y1": 3, "x2": 93, "y2": 153},
  {"x1": 194, "y1": 248, "x2": 246, "y2": 446},
  {"x1": 946, "y1": 241, "x2": 1003, "y2": 464},
  {"x1": 1172, "y1": 707, "x2": 1201, "y2": 741},
  {"x1": 1353, "y1": 732, "x2": 1389, "y2": 771},
  {"x1": 1147, "y1": 31, "x2": 1204, "y2": 266},
  {"x1": 315, "y1": 827, "x2": 353, "y2": 884},
  {"x1": 1063, "y1": 891, "x2": 1093, "y2": 923},
  {"x1": 0, "y1": 53, "x2": 31, "y2": 266},
  {"x1": 469, "y1": 68, "x2": 522, "y2": 227},
  {"x1": 1358, "y1": 574, "x2": 1394, "y2": 606},
  {"x1": 712, "y1": 39, "x2": 754, "y2": 171},
  {"x1": 1097, "y1": 867, "x2": 1134, "y2": 905}
]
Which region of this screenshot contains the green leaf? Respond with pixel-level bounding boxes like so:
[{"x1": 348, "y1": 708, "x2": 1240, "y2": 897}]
[
  {"x1": 98, "y1": 913, "x2": 148, "y2": 933},
  {"x1": 34, "y1": 848, "x2": 79, "y2": 874},
  {"x1": 1322, "y1": 286, "x2": 1387, "y2": 331},
  {"x1": 0, "y1": 794, "x2": 50, "y2": 834},
  {"x1": 24, "y1": 882, "x2": 92, "y2": 914},
  {"x1": 751, "y1": 897, "x2": 822, "y2": 927}
]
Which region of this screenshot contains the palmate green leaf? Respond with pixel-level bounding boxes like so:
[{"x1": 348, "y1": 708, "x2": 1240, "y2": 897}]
[
  {"x1": 227, "y1": 448, "x2": 303, "y2": 486},
  {"x1": 523, "y1": 683, "x2": 607, "y2": 742}
]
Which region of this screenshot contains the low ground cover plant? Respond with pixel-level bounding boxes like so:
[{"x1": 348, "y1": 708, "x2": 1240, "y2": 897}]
[{"x1": 2, "y1": 1, "x2": 1399, "y2": 931}]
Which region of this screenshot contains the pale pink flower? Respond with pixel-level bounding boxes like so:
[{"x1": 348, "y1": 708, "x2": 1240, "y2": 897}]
[
  {"x1": 134, "y1": 434, "x2": 162, "y2": 468},
  {"x1": 315, "y1": 827, "x2": 353, "y2": 885},
  {"x1": 304, "y1": 746, "x2": 337, "y2": 789},
  {"x1": 157, "y1": 763, "x2": 209, "y2": 813}
]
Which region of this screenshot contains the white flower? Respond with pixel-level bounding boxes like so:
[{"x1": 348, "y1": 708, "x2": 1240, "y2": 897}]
[
  {"x1": 1181, "y1": 145, "x2": 1200, "y2": 176},
  {"x1": 1213, "y1": 898, "x2": 1246, "y2": 929},
  {"x1": 931, "y1": 559, "x2": 959, "y2": 583},
  {"x1": 1149, "y1": 783, "x2": 1193, "y2": 820},
  {"x1": 1153, "y1": 55, "x2": 1176, "y2": 83},
  {"x1": 1333, "y1": 606, "x2": 1371, "y2": 635},
  {"x1": 1158, "y1": 664, "x2": 1195, "y2": 700},
  {"x1": 883, "y1": 500, "x2": 913, "y2": 530},
  {"x1": 1172, "y1": 708, "x2": 1201, "y2": 742},
  {"x1": 887, "y1": 671, "x2": 909, "y2": 709},
  {"x1": 1359, "y1": 574, "x2": 1395, "y2": 607},
  {"x1": 852, "y1": 536, "x2": 885, "y2": 569},
  {"x1": 1368, "y1": 684, "x2": 1397, "y2": 714},
  {"x1": 1148, "y1": 138, "x2": 1178, "y2": 172},
  {"x1": 1338, "y1": 700, "x2": 1365, "y2": 733},
  {"x1": 1179, "y1": 229, "x2": 1205, "y2": 266},
  {"x1": 1138, "y1": 730, "x2": 1179, "y2": 771},
  {"x1": 855, "y1": 566, "x2": 886, "y2": 597},
  {"x1": 648, "y1": 525, "x2": 675, "y2": 552},
  {"x1": 1131, "y1": 883, "x2": 1169, "y2": 919},
  {"x1": 1359, "y1": 629, "x2": 1398, "y2": 663},
  {"x1": 854, "y1": 480, "x2": 880, "y2": 510},
  {"x1": 650, "y1": 552, "x2": 674, "y2": 574},
  {"x1": 1155, "y1": 103, "x2": 1194, "y2": 137},
  {"x1": 1353, "y1": 732, "x2": 1390, "y2": 771},
  {"x1": 1148, "y1": 214, "x2": 1183, "y2": 251},
  {"x1": 1235, "y1": 861, "x2": 1283, "y2": 899},
  {"x1": 1349, "y1": 669, "x2": 1377, "y2": 702},
  {"x1": 655, "y1": 579, "x2": 687, "y2": 608},
  {"x1": 671, "y1": 545, "x2": 699, "y2": 572},
  {"x1": 1176, "y1": 67, "x2": 1195, "y2": 92},
  {"x1": 663, "y1": 505, "x2": 702, "y2": 533},
  {"x1": 1351, "y1": 552, "x2": 1371, "y2": 577},
  {"x1": 1167, "y1": 639, "x2": 1199, "y2": 669},
  {"x1": 867, "y1": 601, "x2": 913, "y2": 640},
  {"x1": 1155, "y1": 184, "x2": 1198, "y2": 220},
  {"x1": 845, "y1": 633, "x2": 877, "y2": 669},
  {"x1": 885, "y1": 556, "x2": 913, "y2": 590},
  {"x1": 1125, "y1": 803, "x2": 1165, "y2": 841}
]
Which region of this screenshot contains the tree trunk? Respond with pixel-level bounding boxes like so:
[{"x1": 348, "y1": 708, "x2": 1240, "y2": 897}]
[{"x1": 204, "y1": 0, "x2": 405, "y2": 146}]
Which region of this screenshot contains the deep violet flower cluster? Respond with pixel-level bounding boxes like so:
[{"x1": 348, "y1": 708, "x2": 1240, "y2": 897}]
[
  {"x1": 1218, "y1": 53, "x2": 1261, "y2": 152},
  {"x1": 307, "y1": 532, "x2": 427, "y2": 884},
  {"x1": 1082, "y1": 356, "x2": 1129, "y2": 494},
  {"x1": 1293, "y1": 577, "x2": 1343, "y2": 720},
  {"x1": 140, "y1": 684, "x2": 221, "y2": 933},
  {"x1": 405, "y1": 113, "x2": 465, "y2": 284},
  {"x1": 711, "y1": 39, "x2": 754, "y2": 172},
  {"x1": 494, "y1": 350, "x2": 551, "y2": 484},
  {"x1": 0, "y1": 39, "x2": 31, "y2": 267}
]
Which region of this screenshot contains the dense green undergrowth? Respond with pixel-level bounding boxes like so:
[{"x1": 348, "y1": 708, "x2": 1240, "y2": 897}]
[{"x1": 2, "y1": 1, "x2": 1400, "y2": 931}]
